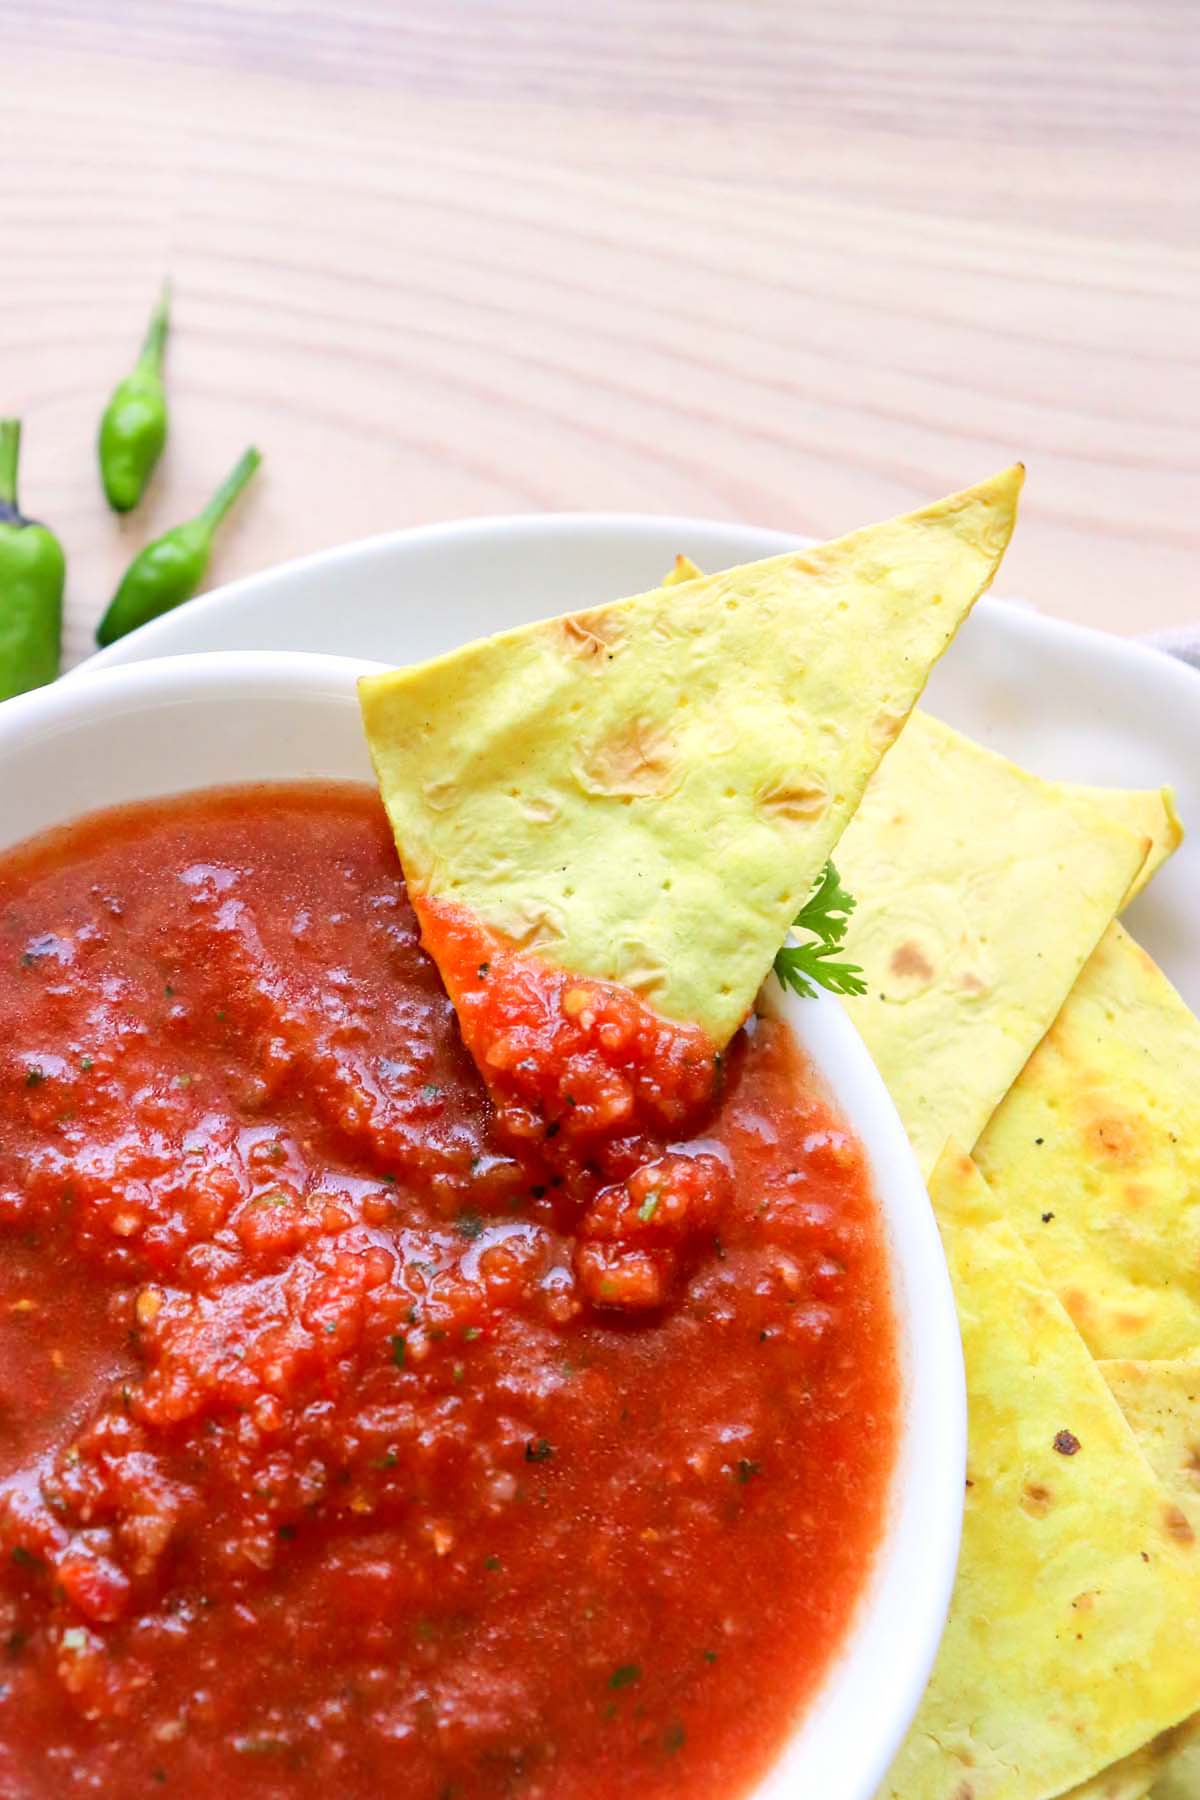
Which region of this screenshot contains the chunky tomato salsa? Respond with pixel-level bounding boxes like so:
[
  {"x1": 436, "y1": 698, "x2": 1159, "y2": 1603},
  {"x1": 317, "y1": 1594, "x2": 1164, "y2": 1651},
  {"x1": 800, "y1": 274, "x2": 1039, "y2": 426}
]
[{"x1": 0, "y1": 784, "x2": 898, "y2": 1798}]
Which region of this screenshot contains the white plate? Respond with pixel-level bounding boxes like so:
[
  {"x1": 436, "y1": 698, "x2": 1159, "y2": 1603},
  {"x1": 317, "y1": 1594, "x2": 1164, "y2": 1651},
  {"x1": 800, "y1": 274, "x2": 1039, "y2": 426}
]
[{"x1": 81, "y1": 513, "x2": 1200, "y2": 1007}]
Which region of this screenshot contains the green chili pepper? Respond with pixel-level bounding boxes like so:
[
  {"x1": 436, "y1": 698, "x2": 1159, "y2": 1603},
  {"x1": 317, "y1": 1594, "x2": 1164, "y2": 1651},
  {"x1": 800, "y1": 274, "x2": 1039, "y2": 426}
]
[
  {"x1": 97, "y1": 286, "x2": 170, "y2": 513},
  {"x1": 0, "y1": 420, "x2": 65, "y2": 702},
  {"x1": 96, "y1": 447, "x2": 261, "y2": 648}
]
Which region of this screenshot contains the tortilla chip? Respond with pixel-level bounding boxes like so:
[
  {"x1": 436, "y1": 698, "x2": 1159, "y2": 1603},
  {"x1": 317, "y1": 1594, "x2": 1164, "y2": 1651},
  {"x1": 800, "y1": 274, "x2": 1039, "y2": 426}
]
[
  {"x1": 1059, "y1": 1722, "x2": 1200, "y2": 1800},
  {"x1": 1101, "y1": 1361, "x2": 1200, "y2": 1528},
  {"x1": 1068, "y1": 1777, "x2": 1152, "y2": 1800},
  {"x1": 360, "y1": 469, "x2": 1022, "y2": 1044},
  {"x1": 1151, "y1": 1737, "x2": 1200, "y2": 1800},
  {"x1": 880, "y1": 1147, "x2": 1200, "y2": 1800},
  {"x1": 1093, "y1": 1367, "x2": 1200, "y2": 1800},
  {"x1": 662, "y1": 552, "x2": 703, "y2": 586},
  {"x1": 1063, "y1": 1769, "x2": 1152, "y2": 1800},
  {"x1": 1062, "y1": 1756, "x2": 1159, "y2": 1800},
  {"x1": 974, "y1": 925, "x2": 1200, "y2": 1360},
  {"x1": 1086, "y1": 785, "x2": 1183, "y2": 904},
  {"x1": 832, "y1": 711, "x2": 1170, "y2": 1175}
]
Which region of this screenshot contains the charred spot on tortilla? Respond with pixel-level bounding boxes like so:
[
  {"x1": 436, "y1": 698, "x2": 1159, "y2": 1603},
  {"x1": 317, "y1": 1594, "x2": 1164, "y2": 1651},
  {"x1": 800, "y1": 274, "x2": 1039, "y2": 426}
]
[
  {"x1": 890, "y1": 941, "x2": 935, "y2": 982},
  {"x1": 575, "y1": 718, "x2": 681, "y2": 799}
]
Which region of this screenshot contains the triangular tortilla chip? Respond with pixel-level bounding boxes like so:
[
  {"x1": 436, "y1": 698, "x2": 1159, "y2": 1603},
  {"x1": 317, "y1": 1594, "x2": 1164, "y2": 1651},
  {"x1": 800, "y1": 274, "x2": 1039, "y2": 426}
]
[
  {"x1": 662, "y1": 552, "x2": 703, "y2": 586},
  {"x1": 833, "y1": 712, "x2": 1173, "y2": 1175},
  {"x1": 879, "y1": 1147, "x2": 1200, "y2": 1800},
  {"x1": 1067, "y1": 1773, "x2": 1152, "y2": 1800},
  {"x1": 1151, "y1": 1740, "x2": 1200, "y2": 1800},
  {"x1": 1083, "y1": 785, "x2": 1182, "y2": 904},
  {"x1": 1063, "y1": 1767, "x2": 1150, "y2": 1800},
  {"x1": 1096, "y1": 1364, "x2": 1200, "y2": 1800},
  {"x1": 360, "y1": 469, "x2": 1022, "y2": 1044},
  {"x1": 1058, "y1": 1721, "x2": 1200, "y2": 1800},
  {"x1": 1151, "y1": 1720, "x2": 1200, "y2": 1792},
  {"x1": 974, "y1": 925, "x2": 1200, "y2": 1360},
  {"x1": 1101, "y1": 1361, "x2": 1200, "y2": 1530}
]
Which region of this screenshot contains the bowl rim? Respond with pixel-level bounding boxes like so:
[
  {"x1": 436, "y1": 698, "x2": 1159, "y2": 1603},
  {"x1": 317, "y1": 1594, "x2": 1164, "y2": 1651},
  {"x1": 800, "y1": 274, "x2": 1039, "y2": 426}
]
[
  {"x1": 765, "y1": 974, "x2": 965, "y2": 1798},
  {"x1": 80, "y1": 506, "x2": 1200, "y2": 712},
  {"x1": 0, "y1": 649, "x2": 965, "y2": 1799}
]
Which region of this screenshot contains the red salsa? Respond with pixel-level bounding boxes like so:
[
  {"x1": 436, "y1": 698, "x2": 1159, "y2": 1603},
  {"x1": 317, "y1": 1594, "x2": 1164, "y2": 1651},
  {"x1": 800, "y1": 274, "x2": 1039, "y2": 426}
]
[{"x1": 0, "y1": 785, "x2": 898, "y2": 1798}]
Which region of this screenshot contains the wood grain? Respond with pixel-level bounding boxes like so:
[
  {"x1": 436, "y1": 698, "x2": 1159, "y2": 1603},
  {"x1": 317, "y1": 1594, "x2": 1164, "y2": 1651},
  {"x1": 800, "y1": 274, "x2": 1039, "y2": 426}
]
[{"x1": 1, "y1": 0, "x2": 1197, "y2": 667}]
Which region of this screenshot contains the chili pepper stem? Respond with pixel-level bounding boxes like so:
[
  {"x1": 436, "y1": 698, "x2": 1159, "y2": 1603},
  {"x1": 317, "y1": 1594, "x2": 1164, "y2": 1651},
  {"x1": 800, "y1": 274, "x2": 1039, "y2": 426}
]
[
  {"x1": 138, "y1": 283, "x2": 171, "y2": 374},
  {"x1": 199, "y1": 447, "x2": 261, "y2": 533},
  {"x1": 0, "y1": 419, "x2": 21, "y2": 509}
]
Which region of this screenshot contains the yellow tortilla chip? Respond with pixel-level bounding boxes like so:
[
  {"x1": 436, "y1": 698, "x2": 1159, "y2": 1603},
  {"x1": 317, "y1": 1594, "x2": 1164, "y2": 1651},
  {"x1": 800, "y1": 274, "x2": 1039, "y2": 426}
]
[
  {"x1": 1063, "y1": 1767, "x2": 1152, "y2": 1800},
  {"x1": 1062, "y1": 1757, "x2": 1157, "y2": 1800},
  {"x1": 1100, "y1": 1349, "x2": 1200, "y2": 1800},
  {"x1": 662, "y1": 552, "x2": 703, "y2": 585},
  {"x1": 1086, "y1": 785, "x2": 1183, "y2": 903},
  {"x1": 1072, "y1": 1771, "x2": 1151, "y2": 1800},
  {"x1": 1060, "y1": 1722, "x2": 1200, "y2": 1800},
  {"x1": 360, "y1": 470, "x2": 1022, "y2": 1044},
  {"x1": 880, "y1": 1147, "x2": 1200, "y2": 1800},
  {"x1": 1067, "y1": 1777, "x2": 1152, "y2": 1800},
  {"x1": 1096, "y1": 1366, "x2": 1200, "y2": 1800},
  {"x1": 1101, "y1": 1361, "x2": 1200, "y2": 1530},
  {"x1": 834, "y1": 712, "x2": 1170, "y2": 1175},
  {"x1": 1152, "y1": 1736, "x2": 1200, "y2": 1800},
  {"x1": 975, "y1": 925, "x2": 1200, "y2": 1360}
]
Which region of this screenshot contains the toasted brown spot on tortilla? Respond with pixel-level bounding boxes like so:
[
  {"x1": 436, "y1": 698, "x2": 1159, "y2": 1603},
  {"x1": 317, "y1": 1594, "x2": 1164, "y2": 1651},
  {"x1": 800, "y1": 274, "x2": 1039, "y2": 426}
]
[
  {"x1": 557, "y1": 609, "x2": 626, "y2": 660},
  {"x1": 1184, "y1": 1444, "x2": 1200, "y2": 1483},
  {"x1": 516, "y1": 793, "x2": 560, "y2": 825},
  {"x1": 958, "y1": 970, "x2": 987, "y2": 995},
  {"x1": 1088, "y1": 1113, "x2": 1141, "y2": 1163},
  {"x1": 1022, "y1": 1482, "x2": 1053, "y2": 1516},
  {"x1": 869, "y1": 708, "x2": 906, "y2": 751},
  {"x1": 1063, "y1": 1290, "x2": 1092, "y2": 1328},
  {"x1": 503, "y1": 899, "x2": 568, "y2": 953},
  {"x1": 757, "y1": 776, "x2": 831, "y2": 824},
  {"x1": 789, "y1": 551, "x2": 823, "y2": 577},
  {"x1": 666, "y1": 553, "x2": 701, "y2": 585},
  {"x1": 1115, "y1": 1311, "x2": 1151, "y2": 1336},
  {"x1": 1164, "y1": 1504, "x2": 1196, "y2": 1545},
  {"x1": 1054, "y1": 1429, "x2": 1082, "y2": 1456},
  {"x1": 890, "y1": 941, "x2": 935, "y2": 981},
  {"x1": 576, "y1": 719, "x2": 680, "y2": 799},
  {"x1": 952, "y1": 1783, "x2": 975, "y2": 1800},
  {"x1": 421, "y1": 776, "x2": 461, "y2": 813},
  {"x1": 1123, "y1": 1181, "x2": 1151, "y2": 1210}
]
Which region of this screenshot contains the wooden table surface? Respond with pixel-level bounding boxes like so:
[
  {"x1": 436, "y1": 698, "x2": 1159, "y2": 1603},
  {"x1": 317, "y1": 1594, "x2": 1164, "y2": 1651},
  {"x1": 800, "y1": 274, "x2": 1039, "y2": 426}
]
[{"x1": 2, "y1": 0, "x2": 1196, "y2": 667}]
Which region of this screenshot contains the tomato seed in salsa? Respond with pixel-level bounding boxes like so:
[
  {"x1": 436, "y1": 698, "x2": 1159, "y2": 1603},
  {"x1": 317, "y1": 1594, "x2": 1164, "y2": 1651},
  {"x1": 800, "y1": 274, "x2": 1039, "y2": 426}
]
[{"x1": 0, "y1": 784, "x2": 898, "y2": 1798}]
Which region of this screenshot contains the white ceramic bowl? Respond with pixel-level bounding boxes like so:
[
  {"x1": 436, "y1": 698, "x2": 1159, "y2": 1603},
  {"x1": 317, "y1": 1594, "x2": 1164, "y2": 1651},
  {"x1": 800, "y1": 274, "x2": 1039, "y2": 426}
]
[{"x1": 0, "y1": 651, "x2": 965, "y2": 1800}]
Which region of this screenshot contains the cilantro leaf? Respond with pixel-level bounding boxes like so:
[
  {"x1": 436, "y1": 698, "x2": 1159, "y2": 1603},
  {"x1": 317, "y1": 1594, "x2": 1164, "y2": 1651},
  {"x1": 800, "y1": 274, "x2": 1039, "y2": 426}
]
[
  {"x1": 790, "y1": 859, "x2": 856, "y2": 948},
  {"x1": 773, "y1": 861, "x2": 866, "y2": 1000},
  {"x1": 774, "y1": 939, "x2": 868, "y2": 1000}
]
